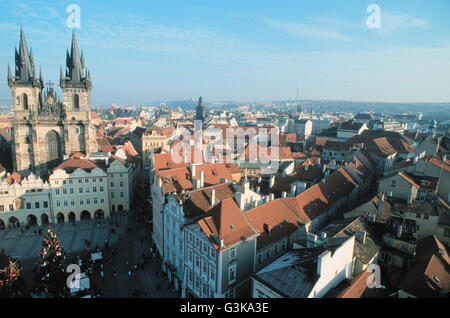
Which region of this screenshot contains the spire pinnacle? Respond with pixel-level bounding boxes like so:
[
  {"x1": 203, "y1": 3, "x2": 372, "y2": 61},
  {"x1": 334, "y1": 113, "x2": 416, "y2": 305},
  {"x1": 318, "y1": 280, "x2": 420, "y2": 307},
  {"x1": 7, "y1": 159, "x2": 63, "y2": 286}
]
[
  {"x1": 7, "y1": 64, "x2": 13, "y2": 86},
  {"x1": 15, "y1": 25, "x2": 35, "y2": 83}
]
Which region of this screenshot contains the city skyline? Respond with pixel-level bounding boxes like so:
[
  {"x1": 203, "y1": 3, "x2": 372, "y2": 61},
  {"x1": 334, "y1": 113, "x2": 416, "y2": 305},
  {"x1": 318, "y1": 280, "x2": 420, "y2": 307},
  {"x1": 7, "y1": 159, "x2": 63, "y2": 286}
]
[{"x1": 0, "y1": 0, "x2": 449, "y2": 105}]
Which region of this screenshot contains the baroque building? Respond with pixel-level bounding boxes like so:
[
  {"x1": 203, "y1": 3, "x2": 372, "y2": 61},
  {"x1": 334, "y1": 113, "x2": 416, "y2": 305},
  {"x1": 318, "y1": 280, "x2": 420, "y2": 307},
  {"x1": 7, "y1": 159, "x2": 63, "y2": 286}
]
[{"x1": 8, "y1": 27, "x2": 97, "y2": 174}]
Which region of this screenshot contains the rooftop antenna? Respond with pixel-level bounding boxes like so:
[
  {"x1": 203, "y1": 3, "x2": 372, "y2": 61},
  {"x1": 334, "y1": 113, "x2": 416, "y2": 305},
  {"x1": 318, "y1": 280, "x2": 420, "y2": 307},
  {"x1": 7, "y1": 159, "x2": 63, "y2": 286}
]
[{"x1": 296, "y1": 81, "x2": 300, "y2": 102}]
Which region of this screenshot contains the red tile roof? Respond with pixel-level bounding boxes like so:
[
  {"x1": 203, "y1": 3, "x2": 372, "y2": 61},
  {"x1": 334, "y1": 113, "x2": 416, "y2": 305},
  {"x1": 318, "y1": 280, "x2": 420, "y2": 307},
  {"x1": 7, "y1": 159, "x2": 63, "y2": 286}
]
[
  {"x1": 54, "y1": 156, "x2": 98, "y2": 172},
  {"x1": 398, "y1": 172, "x2": 420, "y2": 188},
  {"x1": 337, "y1": 271, "x2": 372, "y2": 298},
  {"x1": 198, "y1": 198, "x2": 258, "y2": 251},
  {"x1": 5, "y1": 172, "x2": 23, "y2": 185},
  {"x1": 155, "y1": 162, "x2": 241, "y2": 194},
  {"x1": 428, "y1": 155, "x2": 450, "y2": 173}
]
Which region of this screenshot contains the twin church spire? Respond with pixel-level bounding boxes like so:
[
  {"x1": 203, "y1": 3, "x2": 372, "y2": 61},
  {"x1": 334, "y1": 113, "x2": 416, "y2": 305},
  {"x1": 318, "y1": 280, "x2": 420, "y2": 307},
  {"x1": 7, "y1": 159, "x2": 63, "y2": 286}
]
[
  {"x1": 61, "y1": 31, "x2": 92, "y2": 89},
  {"x1": 8, "y1": 26, "x2": 91, "y2": 90},
  {"x1": 9, "y1": 26, "x2": 39, "y2": 87}
]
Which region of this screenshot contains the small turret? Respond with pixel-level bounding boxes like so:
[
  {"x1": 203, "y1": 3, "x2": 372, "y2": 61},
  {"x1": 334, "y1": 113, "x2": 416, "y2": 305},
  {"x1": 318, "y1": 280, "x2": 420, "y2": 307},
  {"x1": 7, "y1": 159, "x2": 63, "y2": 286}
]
[{"x1": 7, "y1": 64, "x2": 13, "y2": 87}]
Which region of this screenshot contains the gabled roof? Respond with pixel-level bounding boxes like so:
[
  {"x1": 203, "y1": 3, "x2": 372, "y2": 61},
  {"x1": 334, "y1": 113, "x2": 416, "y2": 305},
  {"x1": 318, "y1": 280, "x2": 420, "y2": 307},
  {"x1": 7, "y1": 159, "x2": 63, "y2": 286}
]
[
  {"x1": 339, "y1": 120, "x2": 365, "y2": 131},
  {"x1": 5, "y1": 172, "x2": 23, "y2": 185},
  {"x1": 54, "y1": 154, "x2": 98, "y2": 173},
  {"x1": 245, "y1": 199, "x2": 304, "y2": 249},
  {"x1": 197, "y1": 198, "x2": 258, "y2": 251},
  {"x1": 366, "y1": 137, "x2": 398, "y2": 157},
  {"x1": 400, "y1": 254, "x2": 450, "y2": 297},
  {"x1": 428, "y1": 155, "x2": 450, "y2": 173},
  {"x1": 182, "y1": 183, "x2": 235, "y2": 218},
  {"x1": 416, "y1": 235, "x2": 450, "y2": 266},
  {"x1": 398, "y1": 172, "x2": 420, "y2": 188},
  {"x1": 255, "y1": 237, "x2": 350, "y2": 298},
  {"x1": 321, "y1": 217, "x2": 381, "y2": 264}
]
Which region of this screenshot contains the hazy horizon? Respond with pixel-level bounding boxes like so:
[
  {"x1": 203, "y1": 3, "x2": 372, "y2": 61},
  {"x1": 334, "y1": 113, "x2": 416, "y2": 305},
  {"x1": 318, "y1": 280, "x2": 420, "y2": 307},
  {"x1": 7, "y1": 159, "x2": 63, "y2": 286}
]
[{"x1": 1, "y1": 0, "x2": 450, "y2": 105}]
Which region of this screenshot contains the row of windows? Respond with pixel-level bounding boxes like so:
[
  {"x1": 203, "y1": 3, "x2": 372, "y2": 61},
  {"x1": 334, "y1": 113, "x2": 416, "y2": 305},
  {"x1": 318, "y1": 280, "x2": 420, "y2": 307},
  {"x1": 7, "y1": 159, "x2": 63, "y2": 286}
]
[
  {"x1": 54, "y1": 178, "x2": 104, "y2": 185},
  {"x1": 110, "y1": 191, "x2": 125, "y2": 199},
  {"x1": 56, "y1": 197, "x2": 104, "y2": 207},
  {"x1": 110, "y1": 181, "x2": 124, "y2": 188},
  {"x1": 187, "y1": 233, "x2": 216, "y2": 259},
  {"x1": 187, "y1": 249, "x2": 216, "y2": 281},
  {"x1": 55, "y1": 186, "x2": 104, "y2": 195},
  {"x1": 0, "y1": 201, "x2": 49, "y2": 211},
  {"x1": 257, "y1": 240, "x2": 287, "y2": 264},
  {"x1": 187, "y1": 269, "x2": 215, "y2": 298},
  {"x1": 144, "y1": 142, "x2": 163, "y2": 147}
]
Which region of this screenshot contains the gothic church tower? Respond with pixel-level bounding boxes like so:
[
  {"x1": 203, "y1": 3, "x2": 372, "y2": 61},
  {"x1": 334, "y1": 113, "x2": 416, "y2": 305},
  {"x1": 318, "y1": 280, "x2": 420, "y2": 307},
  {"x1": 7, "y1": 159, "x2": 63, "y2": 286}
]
[{"x1": 8, "y1": 27, "x2": 97, "y2": 174}]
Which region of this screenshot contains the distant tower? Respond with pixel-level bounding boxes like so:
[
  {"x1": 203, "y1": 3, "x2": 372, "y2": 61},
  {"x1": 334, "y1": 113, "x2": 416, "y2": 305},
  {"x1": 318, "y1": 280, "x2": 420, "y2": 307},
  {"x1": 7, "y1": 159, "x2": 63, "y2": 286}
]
[
  {"x1": 195, "y1": 96, "x2": 206, "y2": 122},
  {"x1": 295, "y1": 82, "x2": 302, "y2": 115}
]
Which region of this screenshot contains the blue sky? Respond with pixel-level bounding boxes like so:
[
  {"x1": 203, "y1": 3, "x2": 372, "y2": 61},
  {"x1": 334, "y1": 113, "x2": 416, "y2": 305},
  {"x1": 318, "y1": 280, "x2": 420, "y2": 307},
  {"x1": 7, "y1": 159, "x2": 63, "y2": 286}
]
[{"x1": 0, "y1": 0, "x2": 449, "y2": 105}]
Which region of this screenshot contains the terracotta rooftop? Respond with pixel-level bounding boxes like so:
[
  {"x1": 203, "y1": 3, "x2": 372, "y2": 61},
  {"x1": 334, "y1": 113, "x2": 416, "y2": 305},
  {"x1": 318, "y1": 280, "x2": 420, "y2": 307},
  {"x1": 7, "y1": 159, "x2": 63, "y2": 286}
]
[
  {"x1": 398, "y1": 172, "x2": 420, "y2": 188},
  {"x1": 245, "y1": 199, "x2": 304, "y2": 249},
  {"x1": 5, "y1": 172, "x2": 23, "y2": 185},
  {"x1": 337, "y1": 271, "x2": 373, "y2": 298},
  {"x1": 400, "y1": 254, "x2": 450, "y2": 297},
  {"x1": 155, "y1": 162, "x2": 241, "y2": 194},
  {"x1": 182, "y1": 183, "x2": 236, "y2": 219},
  {"x1": 197, "y1": 198, "x2": 258, "y2": 251},
  {"x1": 428, "y1": 155, "x2": 450, "y2": 173},
  {"x1": 54, "y1": 156, "x2": 98, "y2": 172}
]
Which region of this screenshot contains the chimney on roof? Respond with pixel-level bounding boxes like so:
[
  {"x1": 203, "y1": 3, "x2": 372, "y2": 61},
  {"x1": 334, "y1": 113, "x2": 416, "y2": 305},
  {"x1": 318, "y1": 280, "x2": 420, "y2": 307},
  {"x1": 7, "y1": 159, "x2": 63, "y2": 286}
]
[
  {"x1": 355, "y1": 229, "x2": 367, "y2": 244},
  {"x1": 200, "y1": 170, "x2": 205, "y2": 188},
  {"x1": 290, "y1": 184, "x2": 297, "y2": 197},
  {"x1": 244, "y1": 178, "x2": 250, "y2": 191},
  {"x1": 269, "y1": 175, "x2": 275, "y2": 188},
  {"x1": 269, "y1": 193, "x2": 274, "y2": 202},
  {"x1": 377, "y1": 193, "x2": 385, "y2": 222},
  {"x1": 210, "y1": 189, "x2": 216, "y2": 207},
  {"x1": 191, "y1": 164, "x2": 196, "y2": 178},
  {"x1": 397, "y1": 224, "x2": 403, "y2": 239},
  {"x1": 157, "y1": 177, "x2": 162, "y2": 188},
  {"x1": 306, "y1": 232, "x2": 318, "y2": 248}
]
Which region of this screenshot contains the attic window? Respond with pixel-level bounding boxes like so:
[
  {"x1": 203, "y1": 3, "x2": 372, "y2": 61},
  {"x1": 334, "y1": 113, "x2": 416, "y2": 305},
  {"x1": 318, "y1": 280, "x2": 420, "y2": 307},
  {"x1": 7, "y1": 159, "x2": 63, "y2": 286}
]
[
  {"x1": 230, "y1": 224, "x2": 235, "y2": 230},
  {"x1": 212, "y1": 169, "x2": 218, "y2": 176},
  {"x1": 433, "y1": 276, "x2": 440, "y2": 282}
]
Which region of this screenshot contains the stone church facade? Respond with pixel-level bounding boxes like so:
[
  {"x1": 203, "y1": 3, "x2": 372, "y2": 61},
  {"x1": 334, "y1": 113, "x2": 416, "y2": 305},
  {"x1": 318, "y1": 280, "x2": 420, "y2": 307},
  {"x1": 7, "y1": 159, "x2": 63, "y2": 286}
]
[{"x1": 7, "y1": 27, "x2": 97, "y2": 174}]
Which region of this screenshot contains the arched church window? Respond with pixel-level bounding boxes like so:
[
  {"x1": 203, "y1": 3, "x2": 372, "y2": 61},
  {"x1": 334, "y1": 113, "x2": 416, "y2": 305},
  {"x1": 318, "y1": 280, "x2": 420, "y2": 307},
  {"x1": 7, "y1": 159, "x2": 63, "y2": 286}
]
[
  {"x1": 73, "y1": 94, "x2": 80, "y2": 110},
  {"x1": 23, "y1": 94, "x2": 28, "y2": 110}
]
